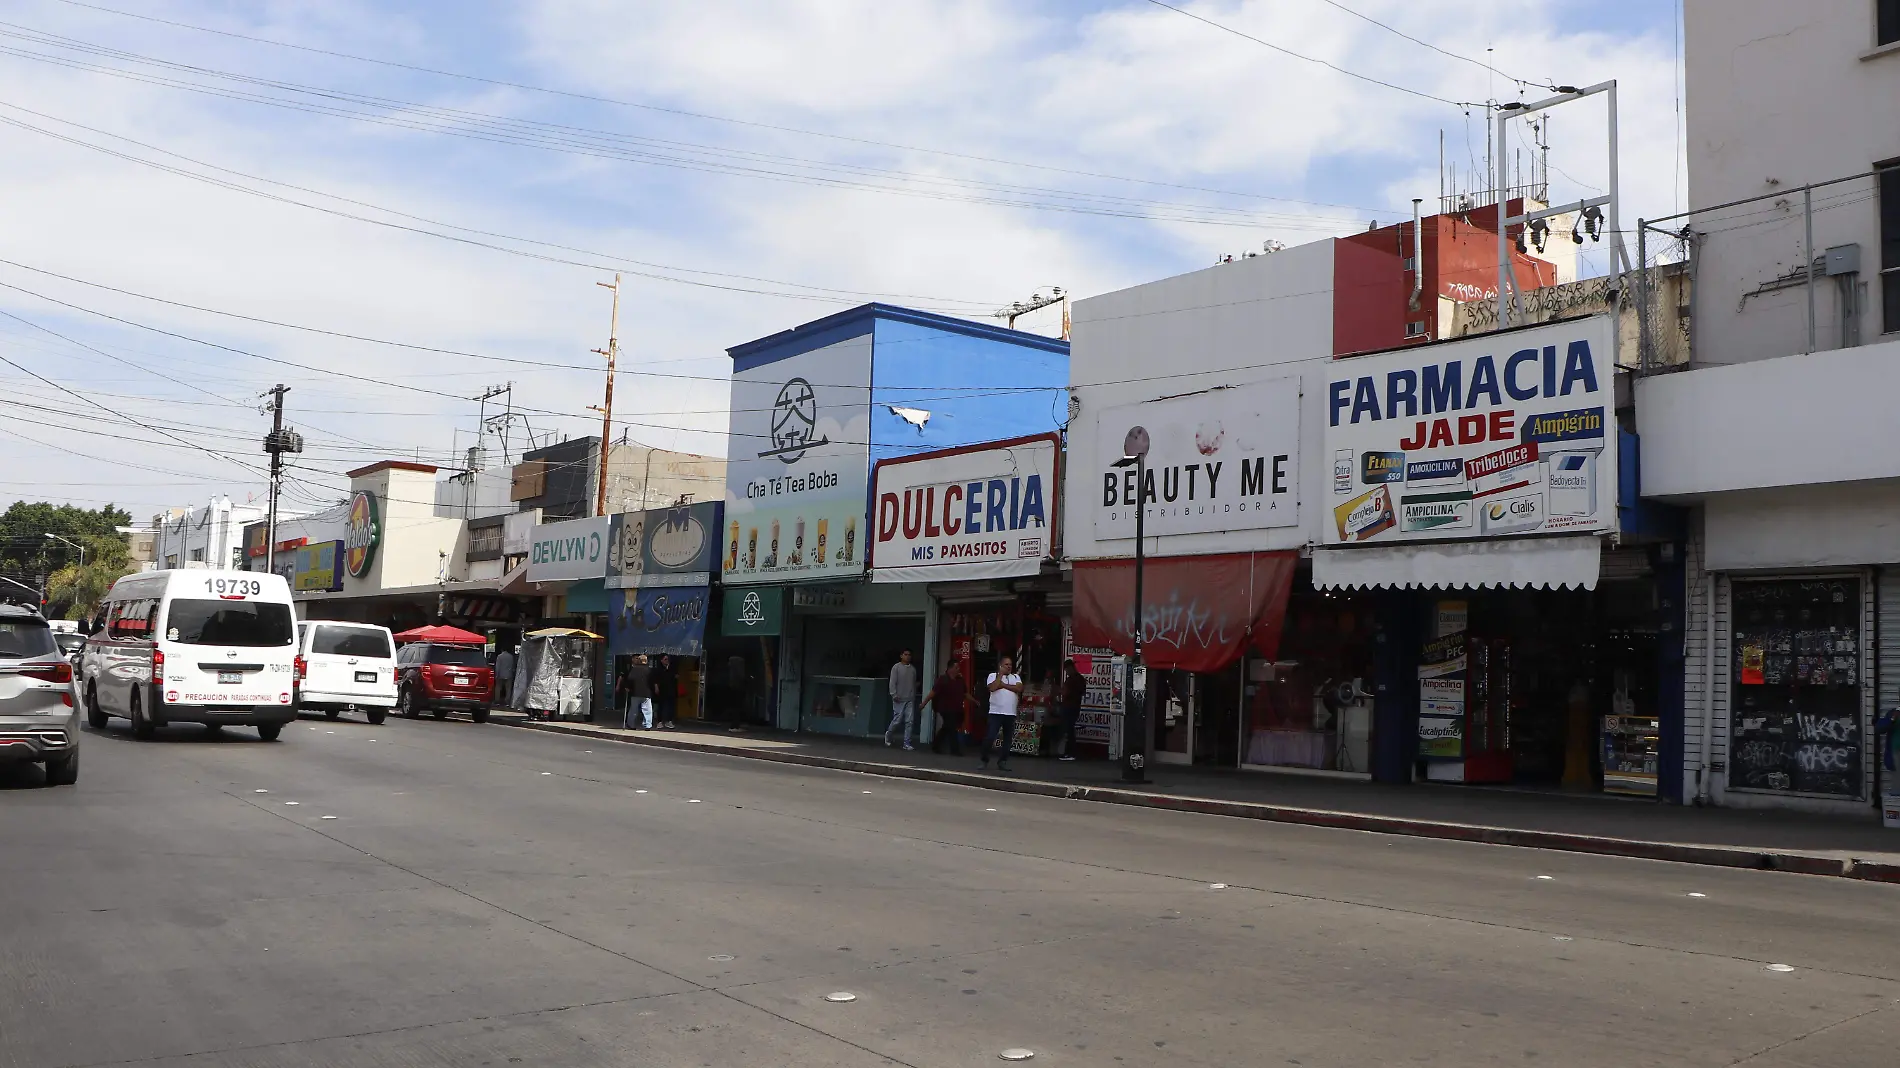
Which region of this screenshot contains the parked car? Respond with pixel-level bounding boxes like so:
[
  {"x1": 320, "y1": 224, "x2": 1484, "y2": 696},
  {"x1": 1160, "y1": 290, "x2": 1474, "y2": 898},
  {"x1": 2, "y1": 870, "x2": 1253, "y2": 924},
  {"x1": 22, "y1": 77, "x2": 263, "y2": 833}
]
[
  {"x1": 396, "y1": 642, "x2": 494, "y2": 722},
  {"x1": 294, "y1": 622, "x2": 398, "y2": 724},
  {"x1": 0, "y1": 601, "x2": 81, "y2": 785}
]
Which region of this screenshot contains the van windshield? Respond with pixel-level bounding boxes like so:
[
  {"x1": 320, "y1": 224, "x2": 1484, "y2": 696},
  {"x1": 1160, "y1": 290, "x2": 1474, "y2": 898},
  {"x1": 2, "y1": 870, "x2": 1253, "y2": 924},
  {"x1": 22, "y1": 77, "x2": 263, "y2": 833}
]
[
  {"x1": 165, "y1": 599, "x2": 295, "y2": 647},
  {"x1": 312, "y1": 626, "x2": 393, "y2": 658}
]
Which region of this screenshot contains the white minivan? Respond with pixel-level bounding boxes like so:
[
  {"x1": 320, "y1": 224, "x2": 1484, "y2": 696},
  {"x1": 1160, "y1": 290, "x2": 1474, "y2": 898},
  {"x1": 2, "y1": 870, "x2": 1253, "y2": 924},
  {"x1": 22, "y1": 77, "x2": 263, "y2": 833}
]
[
  {"x1": 81, "y1": 570, "x2": 298, "y2": 741},
  {"x1": 294, "y1": 621, "x2": 397, "y2": 724}
]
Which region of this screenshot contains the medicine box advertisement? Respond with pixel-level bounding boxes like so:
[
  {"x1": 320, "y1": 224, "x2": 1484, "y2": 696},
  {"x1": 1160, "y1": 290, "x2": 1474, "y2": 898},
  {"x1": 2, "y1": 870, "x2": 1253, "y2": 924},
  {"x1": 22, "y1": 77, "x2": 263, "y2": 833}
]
[{"x1": 1321, "y1": 316, "x2": 1617, "y2": 546}]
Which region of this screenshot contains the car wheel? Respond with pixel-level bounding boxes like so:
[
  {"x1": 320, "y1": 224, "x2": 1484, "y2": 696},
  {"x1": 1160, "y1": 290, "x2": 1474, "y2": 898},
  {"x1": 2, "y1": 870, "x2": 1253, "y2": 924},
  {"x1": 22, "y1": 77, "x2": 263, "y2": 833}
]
[
  {"x1": 432, "y1": 705, "x2": 449, "y2": 720},
  {"x1": 85, "y1": 683, "x2": 108, "y2": 729},
  {"x1": 130, "y1": 691, "x2": 156, "y2": 740},
  {"x1": 366, "y1": 708, "x2": 387, "y2": 725},
  {"x1": 43, "y1": 750, "x2": 78, "y2": 786},
  {"x1": 471, "y1": 707, "x2": 490, "y2": 724},
  {"x1": 257, "y1": 723, "x2": 283, "y2": 742},
  {"x1": 399, "y1": 687, "x2": 420, "y2": 718},
  {"x1": 325, "y1": 708, "x2": 340, "y2": 720},
  {"x1": 205, "y1": 723, "x2": 223, "y2": 733}
]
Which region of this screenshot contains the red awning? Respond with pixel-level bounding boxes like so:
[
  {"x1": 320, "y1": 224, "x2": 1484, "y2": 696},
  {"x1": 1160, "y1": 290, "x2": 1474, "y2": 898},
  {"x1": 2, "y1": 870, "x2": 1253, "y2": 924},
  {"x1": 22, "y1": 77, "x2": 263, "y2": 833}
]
[
  {"x1": 391, "y1": 624, "x2": 487, "y2": 646},
  {"x1": 1071, "y1": 551, "x2": 1298, "y2": 673}
]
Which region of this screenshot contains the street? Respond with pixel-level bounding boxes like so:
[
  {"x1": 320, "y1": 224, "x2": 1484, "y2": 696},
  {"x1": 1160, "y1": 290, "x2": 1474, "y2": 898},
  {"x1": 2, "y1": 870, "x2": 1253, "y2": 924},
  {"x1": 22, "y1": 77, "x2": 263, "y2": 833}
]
[{"x1": 1, "y1": 720, "x2": 1895, "y2": 1068}]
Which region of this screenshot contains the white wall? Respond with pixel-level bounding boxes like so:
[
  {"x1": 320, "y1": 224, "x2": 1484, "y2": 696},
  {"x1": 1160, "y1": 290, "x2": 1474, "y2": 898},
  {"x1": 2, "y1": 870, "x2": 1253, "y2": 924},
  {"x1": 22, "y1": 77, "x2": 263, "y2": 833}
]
[
  {"x1": 1701, "y1": 483, "x2": 1900, "y2": 570},
  {"x1": 435, "y1": 467, "x2": 515, "y2": 520},
  {"x1": 1065, "y1": 241, "x2": 1336, "y2": 562},
  {"x1": 605, "y1": 443, "x2": 726, "y2": 513},
  {"x1": 151, "y1": 497, "x2": 262, "y2": 570},
  {"x1": 1684, "y1": 0, "x2": 1900, "y2": 363},
  {"x1": 1636, "y1": 335, "x2": 1900, "y2": 497}
]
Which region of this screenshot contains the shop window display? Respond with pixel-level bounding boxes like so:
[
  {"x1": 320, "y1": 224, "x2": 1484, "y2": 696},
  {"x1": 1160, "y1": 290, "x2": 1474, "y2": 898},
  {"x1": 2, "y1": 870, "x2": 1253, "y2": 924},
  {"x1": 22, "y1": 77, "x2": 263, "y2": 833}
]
[{"x1": 1243, "y1": 592, "x2": 1375, "y2": 772}]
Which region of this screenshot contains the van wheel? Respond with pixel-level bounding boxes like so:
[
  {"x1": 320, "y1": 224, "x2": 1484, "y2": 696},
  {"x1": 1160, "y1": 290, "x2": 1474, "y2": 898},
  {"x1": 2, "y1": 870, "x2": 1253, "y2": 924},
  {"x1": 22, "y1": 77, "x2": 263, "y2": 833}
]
[
  {"x1": 257, "y1": 723, "x2": 282, "y2": 742},
  {"x1": 130, "y1": 691, "x2": 156, "y2": 740},
  {"x1": 85, "y1": 684, "x2": 108, "y2": 729},
  {"x1": 324, "y1": 708, "x2": 340, "y2": 719},
  {"x1": 205, "y1": 723, "x2": 223, "y2": 733},
  {"x1": 43, "y1": 751, "x2": 78, "y2": 786},
  {"x1": 366, "y1": 708, "x2": 387, "y2": 725}
]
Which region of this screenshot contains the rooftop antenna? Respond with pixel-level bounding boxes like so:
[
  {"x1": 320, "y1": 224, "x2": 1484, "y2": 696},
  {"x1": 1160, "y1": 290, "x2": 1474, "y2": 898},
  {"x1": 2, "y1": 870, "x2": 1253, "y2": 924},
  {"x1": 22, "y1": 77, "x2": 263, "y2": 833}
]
[{"x1": 998, "y1": 288, "x2": 1068, "y2": 340}]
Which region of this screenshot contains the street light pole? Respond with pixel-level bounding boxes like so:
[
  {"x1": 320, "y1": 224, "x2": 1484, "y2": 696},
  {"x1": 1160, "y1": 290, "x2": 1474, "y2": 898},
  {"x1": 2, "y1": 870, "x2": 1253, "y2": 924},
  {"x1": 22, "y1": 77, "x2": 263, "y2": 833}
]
[
  {"x1": 43, "y1": 533, "x2": 86, "y2": 569},
  {"x1": 1113, "y1": 427, "x2": 1152, "y2": 785}
]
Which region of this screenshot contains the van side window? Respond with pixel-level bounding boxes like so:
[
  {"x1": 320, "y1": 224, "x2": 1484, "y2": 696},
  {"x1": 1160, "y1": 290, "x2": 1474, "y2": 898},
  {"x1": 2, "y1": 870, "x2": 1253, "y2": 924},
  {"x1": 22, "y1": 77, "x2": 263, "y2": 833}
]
[{"x1": 107, "y1": 602, "x2": 135, "y2": 640}]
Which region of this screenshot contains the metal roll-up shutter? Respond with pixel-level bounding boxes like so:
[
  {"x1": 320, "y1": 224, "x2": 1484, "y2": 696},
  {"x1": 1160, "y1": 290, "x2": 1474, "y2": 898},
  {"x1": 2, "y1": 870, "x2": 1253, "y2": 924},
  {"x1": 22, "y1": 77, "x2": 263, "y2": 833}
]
[{"x1": 1878, "y1": 568, "x2": 1900, "y2": 798}]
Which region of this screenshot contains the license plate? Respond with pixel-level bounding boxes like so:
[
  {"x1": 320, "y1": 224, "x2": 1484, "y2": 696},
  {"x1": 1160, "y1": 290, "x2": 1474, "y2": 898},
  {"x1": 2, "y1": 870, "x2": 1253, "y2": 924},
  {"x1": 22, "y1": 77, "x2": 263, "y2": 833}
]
[
  {"x1": 218, "y1": 671, "x2": 242, "y2": 684},
  {"x1": 355, "y1": 671, "x2": 378, "y2": 683},
  {"x1": 452, "y1": 677, "x2": 470, "y2": 686}
]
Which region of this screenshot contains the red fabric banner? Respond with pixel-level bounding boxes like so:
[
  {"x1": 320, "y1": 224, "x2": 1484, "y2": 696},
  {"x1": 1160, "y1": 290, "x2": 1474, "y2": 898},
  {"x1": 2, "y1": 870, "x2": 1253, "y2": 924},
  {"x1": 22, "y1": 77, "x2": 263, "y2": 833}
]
[{"x1": 1071, "y1": 551, "x2": 1297, "y2": 673}]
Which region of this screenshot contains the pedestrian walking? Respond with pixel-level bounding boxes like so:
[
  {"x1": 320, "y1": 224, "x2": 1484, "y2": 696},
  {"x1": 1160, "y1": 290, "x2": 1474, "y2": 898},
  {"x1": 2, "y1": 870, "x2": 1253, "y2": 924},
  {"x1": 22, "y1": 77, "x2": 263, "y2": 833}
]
[
  {"x1": 1058, "y1": 658, "x2": 1086, "y2": 760},
  {"x1": 619, "y1": 654, "x2": 654, "y2": 730},
  {"x1": 922, "y1": 664, "x2": 969, "y2": 756},
  {"x1": 884, "y1": 648, "x2": 919, "y2": 750},
  {"x1": 651, "y1": 654, "x2": 678, "y2": 730},
  {"x1": 494, "y1": 646, "x2": 516, "y2": 708},
  {"x1": 979, "y1": 655, "x2": 1024, "y2": 772}
]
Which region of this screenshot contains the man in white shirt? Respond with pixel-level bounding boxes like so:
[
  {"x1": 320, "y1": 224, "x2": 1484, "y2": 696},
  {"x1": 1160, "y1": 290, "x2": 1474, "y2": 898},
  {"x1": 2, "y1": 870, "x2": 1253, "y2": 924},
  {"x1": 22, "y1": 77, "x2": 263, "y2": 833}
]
[
  {"x1": 980, "y1": 655, "x2": 1024, "y2": 772},
  {"x1": 884, "y1": 649, "x2": 919, "y2": 750}
]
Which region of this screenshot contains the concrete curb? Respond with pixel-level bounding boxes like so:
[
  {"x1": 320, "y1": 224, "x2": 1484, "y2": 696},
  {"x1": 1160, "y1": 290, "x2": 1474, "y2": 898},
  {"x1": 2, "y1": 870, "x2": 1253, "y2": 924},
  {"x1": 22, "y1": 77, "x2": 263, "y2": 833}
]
[{"x1": 504, "y1": 718, "x2": 1900, "y2": 885}]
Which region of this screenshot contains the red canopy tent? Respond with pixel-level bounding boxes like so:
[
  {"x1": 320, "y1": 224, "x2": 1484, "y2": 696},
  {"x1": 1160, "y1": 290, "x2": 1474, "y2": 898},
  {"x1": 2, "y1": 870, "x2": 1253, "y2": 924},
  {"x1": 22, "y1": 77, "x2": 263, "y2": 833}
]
[{"x1": 392, "y1": 624, "x2": 487, "y2": 646}]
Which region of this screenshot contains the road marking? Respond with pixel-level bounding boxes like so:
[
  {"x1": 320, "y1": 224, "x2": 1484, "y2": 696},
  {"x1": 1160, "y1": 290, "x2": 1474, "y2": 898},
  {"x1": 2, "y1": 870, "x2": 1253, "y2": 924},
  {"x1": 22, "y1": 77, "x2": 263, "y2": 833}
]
[
  {"x1": 636, "y1": 789, "x2": 648, "y2": 794},
  {"x1": 541, "y1": 772, "x2": 553, "y2": 775},
  {"x1": 709, "y1": 954, "x2": 734, "y2": 962},
  {"x1": 254, "y1": 789, "x2": 269, "y2": 793},
  {"x1": 1534, "y1": 875, "x2": 1554, "y2": 881},
  {"x1": 1688, "y1": 892, "x2": 1707, "y2": 898},
  {"x1": 1209, "y1": 883, "x2": 1227, "y2": 890},
  {"x1": 999, "y1": 1050, "x2": 1035, "y2": 1061},
  {"x1": 284, "y1": 801, "x2": 299, "y2": 806},
  {"x1": 823, "y1": 992, "x2": 857, "y2": 1003},
  {"x1": 320, "y1": 815, "x2": 337, "y2": 820},
  {"x1": 1765, "y1": 963, "x2": 1795, "y2": 972},
  {"x1": 985, "y1": 808, "x2": 997, "y2": 812},
  {"x1": 688, "y1": 799, "x2": 702, "y2": 804}
]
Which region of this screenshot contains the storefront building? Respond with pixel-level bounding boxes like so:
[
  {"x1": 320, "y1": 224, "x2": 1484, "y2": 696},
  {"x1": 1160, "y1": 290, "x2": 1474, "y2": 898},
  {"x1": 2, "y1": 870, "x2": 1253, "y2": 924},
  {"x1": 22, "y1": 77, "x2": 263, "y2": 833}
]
[
  {"x1": 1313, "y1": 316, "x2": 1684, "y2": 797},
  {"x1": 720, "y1": 303, "x2": 1069, "y2": 737},
  {"x1": 604, "y1": 501, "x2": 719, "y2": 722},
  {"x1": 1069, "y1": 244, "x2": 1683, "y2": 792},
  {"x1": 870, "y1": 434, "x2": 1066, "y2": 752},
  {"x1": 1639, "y1": 338, "x2": 1900, "y2": 816},
  {"x1": 524, "y1": 514, "x2": 610, "y2": 715}
]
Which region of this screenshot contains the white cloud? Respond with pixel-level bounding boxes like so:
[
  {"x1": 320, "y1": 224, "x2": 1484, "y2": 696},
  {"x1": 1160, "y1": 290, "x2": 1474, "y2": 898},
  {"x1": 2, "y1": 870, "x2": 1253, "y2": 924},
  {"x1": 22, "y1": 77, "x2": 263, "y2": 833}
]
[{"x1": 0, "y1": 0, "x2": 1683, "y2": 520}]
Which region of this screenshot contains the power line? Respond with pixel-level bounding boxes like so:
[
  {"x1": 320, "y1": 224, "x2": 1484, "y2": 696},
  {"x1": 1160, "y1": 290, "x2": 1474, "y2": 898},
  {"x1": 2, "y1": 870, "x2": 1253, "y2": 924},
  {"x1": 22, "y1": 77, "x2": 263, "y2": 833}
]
[
  {"x1": 42, "y1": 0, "x2": 1397, "y2": 216},
  {"x1": 0, "y1": 31, "x2": 1377, "y2": 231},
  {"x1": 1139, "y1": 0, "x2": 1476, "y2": 108},
  {"x1": 1313, "y1": 0, "x2": 1554, "y2": 90}
]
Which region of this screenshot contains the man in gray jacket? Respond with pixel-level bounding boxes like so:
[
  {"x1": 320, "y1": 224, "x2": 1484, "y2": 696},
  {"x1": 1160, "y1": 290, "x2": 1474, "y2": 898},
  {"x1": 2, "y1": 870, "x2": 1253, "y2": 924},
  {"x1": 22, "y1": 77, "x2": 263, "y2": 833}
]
[{"x1": 884, "y1": 648, "x2": 919, "y2": 750}]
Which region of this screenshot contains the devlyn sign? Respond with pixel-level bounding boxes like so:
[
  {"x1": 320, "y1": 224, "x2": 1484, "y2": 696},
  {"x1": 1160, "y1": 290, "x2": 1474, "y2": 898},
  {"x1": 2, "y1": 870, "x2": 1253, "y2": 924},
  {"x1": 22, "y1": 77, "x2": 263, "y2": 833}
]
[{"x1": 527, "y1": 516, "x2": 609, "y2": 583}]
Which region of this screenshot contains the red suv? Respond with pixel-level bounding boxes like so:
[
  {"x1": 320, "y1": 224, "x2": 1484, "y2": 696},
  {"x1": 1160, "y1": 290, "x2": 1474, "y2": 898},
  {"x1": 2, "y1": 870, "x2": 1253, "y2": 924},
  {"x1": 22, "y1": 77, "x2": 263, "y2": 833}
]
[{"x1": 395, "y1": 642, "x2": 494, "y2": 722}]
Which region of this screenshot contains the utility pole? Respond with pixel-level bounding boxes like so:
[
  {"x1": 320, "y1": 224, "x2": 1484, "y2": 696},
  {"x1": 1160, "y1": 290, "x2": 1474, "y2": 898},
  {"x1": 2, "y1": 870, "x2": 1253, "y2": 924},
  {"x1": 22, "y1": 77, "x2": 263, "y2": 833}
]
[
  {"x1": 588, "y1": 275, "x2": 621, "y2": 518},
  {"x1": 1000, "y1": 289, "x2": 1067, "y2": 337},
  {"x1": 261, "y1": 384, "x2": 302, "y2": 576}
]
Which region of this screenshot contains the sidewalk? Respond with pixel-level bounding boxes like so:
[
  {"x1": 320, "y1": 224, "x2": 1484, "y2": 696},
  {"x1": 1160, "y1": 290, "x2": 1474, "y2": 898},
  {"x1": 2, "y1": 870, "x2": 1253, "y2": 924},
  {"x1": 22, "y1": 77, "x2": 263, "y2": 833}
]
[{"x1": 491, "y1": 711, "x2": 1900, "y2": 884}]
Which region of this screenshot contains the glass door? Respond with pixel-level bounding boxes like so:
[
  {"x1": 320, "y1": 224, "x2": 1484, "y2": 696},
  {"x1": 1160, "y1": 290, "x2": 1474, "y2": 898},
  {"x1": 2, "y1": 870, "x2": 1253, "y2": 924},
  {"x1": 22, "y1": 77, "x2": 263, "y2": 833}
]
[{"x1": 1154, "y1": 669, "x2": 1194, "y2": 765}]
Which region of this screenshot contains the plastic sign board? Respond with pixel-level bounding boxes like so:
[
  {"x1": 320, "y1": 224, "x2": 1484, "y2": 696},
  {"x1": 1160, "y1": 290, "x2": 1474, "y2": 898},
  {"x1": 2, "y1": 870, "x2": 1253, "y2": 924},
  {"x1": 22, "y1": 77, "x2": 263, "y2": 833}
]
[
  {"x1": 344, "y1": 491, "x2": 380, "y2": 577},
  {"x1": 870, "y1": 434, "x2": 1059, "y2": 584},
  {"x1": 292, "y1": 540, "x2": 345, "y2": 593},
  {"x1": 723, "y1": 334, "x2": 872, "y2": 586},
  {"x1": 1092, "y1": 377, "x2": 1302, "y2": 540},
  {"x1": 607, "y1": 501, "x2": 721, "y2": 589},
  {"x1": 1322, "y1": 315, "x2": 1617, "y2": 545},
  {"x1": 527, "y1": 516, "x2": 610, "y2": 583}
]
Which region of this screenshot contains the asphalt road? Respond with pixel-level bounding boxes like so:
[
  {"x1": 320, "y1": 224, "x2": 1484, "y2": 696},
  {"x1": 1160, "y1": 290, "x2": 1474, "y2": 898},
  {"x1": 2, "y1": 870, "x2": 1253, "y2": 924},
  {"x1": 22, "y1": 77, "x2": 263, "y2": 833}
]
[{"x1": 3, "y1": 716, "x2": 1897, "y2": 1068}]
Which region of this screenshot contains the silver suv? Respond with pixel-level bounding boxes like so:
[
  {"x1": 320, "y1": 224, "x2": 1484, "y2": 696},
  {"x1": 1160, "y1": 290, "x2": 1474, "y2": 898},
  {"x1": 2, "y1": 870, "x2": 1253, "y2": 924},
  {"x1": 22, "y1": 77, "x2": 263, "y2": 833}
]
[{"x1": 0, "y1": 602, "x2": 80, "y2": 785}]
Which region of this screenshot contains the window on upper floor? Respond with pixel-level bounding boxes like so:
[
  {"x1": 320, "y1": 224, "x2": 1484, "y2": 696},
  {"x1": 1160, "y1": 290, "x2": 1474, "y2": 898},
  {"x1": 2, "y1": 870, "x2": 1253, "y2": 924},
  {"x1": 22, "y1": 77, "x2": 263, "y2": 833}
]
[
  {"x1": 1880, "y1": 162, "x2": 1900, "y2": 334},
  {"x1": 1881, "y1": 0, "x2": 1900, "y2": 47}
]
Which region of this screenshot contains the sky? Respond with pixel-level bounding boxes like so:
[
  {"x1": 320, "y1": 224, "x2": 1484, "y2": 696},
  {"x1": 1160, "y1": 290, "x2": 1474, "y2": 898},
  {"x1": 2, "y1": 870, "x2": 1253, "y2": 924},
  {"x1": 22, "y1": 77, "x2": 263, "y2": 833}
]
[{"x1": 0, "y1": 0, "x2": 1686, "y2": 526}]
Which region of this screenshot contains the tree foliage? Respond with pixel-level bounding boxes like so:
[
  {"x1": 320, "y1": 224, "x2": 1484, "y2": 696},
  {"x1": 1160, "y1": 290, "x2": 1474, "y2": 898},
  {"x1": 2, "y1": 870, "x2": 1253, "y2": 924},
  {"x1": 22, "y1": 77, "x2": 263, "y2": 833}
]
[{"x1": 0, "y1": 501, "x2": 135, "y2": 613}]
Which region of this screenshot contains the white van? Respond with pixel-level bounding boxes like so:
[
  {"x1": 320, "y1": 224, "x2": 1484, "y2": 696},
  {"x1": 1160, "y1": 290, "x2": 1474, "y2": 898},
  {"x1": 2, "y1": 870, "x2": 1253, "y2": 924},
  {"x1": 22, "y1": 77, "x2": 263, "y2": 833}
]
[
  {"x1": 294, "y1": 621, "x2": 397, "y2": 724},
  {"x1": 80, "y1": 570, "x2": 298, "y2": 741}
]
